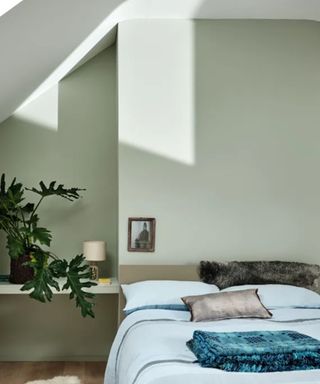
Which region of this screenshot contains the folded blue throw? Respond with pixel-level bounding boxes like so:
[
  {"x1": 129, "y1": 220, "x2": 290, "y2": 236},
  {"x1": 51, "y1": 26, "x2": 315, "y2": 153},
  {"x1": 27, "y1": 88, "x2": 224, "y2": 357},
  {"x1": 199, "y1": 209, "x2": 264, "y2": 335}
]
[{"x1": 187, "y1": 330, "x2": 320, "y2": 372}]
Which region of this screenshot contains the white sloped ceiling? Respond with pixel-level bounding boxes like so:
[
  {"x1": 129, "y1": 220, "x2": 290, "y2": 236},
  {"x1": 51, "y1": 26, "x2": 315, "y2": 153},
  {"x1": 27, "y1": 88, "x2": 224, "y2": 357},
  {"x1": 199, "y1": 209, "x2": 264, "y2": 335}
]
[{"x1": 1, "y1": 0, "x2": 320, "y2": 124}]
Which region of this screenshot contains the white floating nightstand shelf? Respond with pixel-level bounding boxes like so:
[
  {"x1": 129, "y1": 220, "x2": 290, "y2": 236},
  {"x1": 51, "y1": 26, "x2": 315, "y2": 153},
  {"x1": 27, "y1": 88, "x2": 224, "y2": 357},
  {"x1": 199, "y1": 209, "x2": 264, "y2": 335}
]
[{"x1": 0, "y1": 277, "x2": 119, "y2": 295}]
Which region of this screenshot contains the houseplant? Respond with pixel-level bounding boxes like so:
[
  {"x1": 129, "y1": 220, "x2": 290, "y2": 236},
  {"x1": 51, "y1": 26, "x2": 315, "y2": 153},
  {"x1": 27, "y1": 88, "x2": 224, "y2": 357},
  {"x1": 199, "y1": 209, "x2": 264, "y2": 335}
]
[{"x1": 0, "y1": 174, "x2": 96, "y2": 317}]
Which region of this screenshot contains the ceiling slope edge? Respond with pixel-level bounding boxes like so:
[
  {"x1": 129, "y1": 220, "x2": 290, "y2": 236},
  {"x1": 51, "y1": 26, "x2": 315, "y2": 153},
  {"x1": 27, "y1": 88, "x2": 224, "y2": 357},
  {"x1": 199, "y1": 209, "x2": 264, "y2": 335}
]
[{"x1": 7, "y1": 0, "x2": 320, "y2": 122}]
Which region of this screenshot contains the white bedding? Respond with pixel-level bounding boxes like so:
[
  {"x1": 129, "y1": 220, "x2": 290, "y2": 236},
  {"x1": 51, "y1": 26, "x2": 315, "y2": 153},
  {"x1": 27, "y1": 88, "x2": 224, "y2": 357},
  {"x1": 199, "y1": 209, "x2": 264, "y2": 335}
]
[{"x1": 105, "y1": 308, "x2": 320, "y2": 384}]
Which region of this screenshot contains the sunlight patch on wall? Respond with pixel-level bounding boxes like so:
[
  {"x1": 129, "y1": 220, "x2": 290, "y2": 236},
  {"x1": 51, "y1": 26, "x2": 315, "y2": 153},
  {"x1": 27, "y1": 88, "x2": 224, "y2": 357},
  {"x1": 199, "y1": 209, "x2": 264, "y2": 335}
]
[
  {"x1": 119, "y1": 115, "x2": 195, "y2": 165},
  {"x1": 0, "y1": 0, "x2": 23, "y2": 17},
  {"x1": 14, "y1": 85, "x2": 58, "y2": 131},
  {"x1": 118, "y1": 20, "x2": 195, "y2": 165}
]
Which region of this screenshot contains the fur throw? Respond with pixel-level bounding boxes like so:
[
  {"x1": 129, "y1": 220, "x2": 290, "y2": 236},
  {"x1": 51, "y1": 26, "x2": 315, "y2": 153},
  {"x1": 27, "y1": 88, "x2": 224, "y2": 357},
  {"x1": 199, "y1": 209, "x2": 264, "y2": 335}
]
[{"x1": 199, "y1": 261, "x2": 320, "y2": 293}]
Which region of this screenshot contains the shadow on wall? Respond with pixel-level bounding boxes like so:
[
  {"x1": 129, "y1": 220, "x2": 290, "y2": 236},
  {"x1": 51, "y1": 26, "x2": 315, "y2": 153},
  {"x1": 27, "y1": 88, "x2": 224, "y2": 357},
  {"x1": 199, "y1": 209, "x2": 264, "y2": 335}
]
[
  {"x1": 0, "y1": 293, "x2": 118, "y2": 361},
  {"x1": 0, "y1": 116, "x2": 59, "y2": 273},
  {"x1": 0, "y1": 46, "x2": 118, "y2": 277},
  {"x1": 0, "y1": 46, "x2": 119, "y2": 361},
  {"x1": 119, "y1": 18, "x2": 320, "y2": 265},
  {"x1": 14, "y1": 84, "x2": 59, "y2": 131}
]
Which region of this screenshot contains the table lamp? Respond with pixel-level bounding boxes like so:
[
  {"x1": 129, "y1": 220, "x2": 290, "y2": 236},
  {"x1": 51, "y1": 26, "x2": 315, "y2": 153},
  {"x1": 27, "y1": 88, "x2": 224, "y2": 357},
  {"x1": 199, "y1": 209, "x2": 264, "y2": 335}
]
[{"x1": 83, "y1": 240, "x2": 106, "y2": 281}]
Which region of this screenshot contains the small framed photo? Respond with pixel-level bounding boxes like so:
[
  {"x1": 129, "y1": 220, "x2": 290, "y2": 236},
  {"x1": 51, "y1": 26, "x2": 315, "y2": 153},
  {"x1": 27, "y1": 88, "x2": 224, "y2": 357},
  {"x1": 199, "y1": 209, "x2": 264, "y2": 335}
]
[{"x1": 128, "y1": 217, "x2": 156, "y2": 252}]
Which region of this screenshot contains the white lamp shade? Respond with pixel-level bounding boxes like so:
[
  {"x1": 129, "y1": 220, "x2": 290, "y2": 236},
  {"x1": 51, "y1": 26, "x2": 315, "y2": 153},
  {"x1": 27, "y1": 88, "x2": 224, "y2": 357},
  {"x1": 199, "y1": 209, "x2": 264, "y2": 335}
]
[{"x1": 83, "y1": 241, "x2": 106, "y2": 262}]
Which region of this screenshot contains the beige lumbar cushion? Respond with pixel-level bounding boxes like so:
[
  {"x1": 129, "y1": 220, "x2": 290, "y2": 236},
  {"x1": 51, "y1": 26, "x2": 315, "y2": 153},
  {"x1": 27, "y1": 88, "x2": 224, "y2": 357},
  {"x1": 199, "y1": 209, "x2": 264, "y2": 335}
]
[
  {"x1": 25, "y1": 377, "x2": 81, "y2": 384},
  {"x1": 182, "y1": 289, "x2": 272, "y2": 322}
]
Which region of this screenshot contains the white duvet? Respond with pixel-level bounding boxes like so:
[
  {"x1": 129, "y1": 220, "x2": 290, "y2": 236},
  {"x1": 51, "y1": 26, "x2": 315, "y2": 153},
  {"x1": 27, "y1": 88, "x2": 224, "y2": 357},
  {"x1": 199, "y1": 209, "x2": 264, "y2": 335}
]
[{"x1": 105, "y1": 308, "x2": 320, "y2": 384}]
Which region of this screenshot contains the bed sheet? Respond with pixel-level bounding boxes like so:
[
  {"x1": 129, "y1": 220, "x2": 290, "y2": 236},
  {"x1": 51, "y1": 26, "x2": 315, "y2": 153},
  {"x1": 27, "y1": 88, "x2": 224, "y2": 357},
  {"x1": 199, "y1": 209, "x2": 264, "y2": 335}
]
[{"x1": 105, "y1": 308, "x2": 320, "y2": 384}]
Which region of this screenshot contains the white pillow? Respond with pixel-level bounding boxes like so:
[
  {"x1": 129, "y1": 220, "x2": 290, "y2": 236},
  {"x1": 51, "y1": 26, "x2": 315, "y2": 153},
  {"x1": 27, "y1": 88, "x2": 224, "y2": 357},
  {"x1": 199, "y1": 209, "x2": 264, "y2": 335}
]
[
  {"x1": 222, "y1": 284, "x2": 320, "y2": 309},
  {"x1": 122, "y1": 280, "x2": 220, "y2": 314}
]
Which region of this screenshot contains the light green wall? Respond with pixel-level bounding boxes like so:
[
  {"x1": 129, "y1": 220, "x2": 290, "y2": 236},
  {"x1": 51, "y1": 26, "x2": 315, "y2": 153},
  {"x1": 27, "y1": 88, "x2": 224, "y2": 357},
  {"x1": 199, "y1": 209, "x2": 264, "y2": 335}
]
[
  {"x1": 2, "y1": 19, "x2": 320, "y2": 360},
  {"x1": 118, "y1": 20, "x2": 320, "y2": 265},
  {"x1": 0, "y1": 46, "x2": 118, "y2": 360},
  {"x1": 0, "y1": 46, "x2": 118, "y2": 276},
  {"x1": 0, "y1": 295, "x2": 118, "y2": 361}
]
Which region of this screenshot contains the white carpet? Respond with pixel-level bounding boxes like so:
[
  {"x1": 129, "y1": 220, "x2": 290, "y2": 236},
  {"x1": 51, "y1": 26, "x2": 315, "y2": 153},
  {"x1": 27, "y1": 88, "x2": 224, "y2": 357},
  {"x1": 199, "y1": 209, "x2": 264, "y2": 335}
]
[{"x1": 24, "y1": 376, "x2": 81, "y2": 384}]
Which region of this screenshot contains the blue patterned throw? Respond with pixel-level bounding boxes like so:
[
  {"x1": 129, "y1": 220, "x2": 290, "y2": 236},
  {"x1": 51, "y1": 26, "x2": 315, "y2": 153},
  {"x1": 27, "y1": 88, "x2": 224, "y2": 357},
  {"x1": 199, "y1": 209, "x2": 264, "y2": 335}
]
[{"x1": 187, "y1": 330, "x2": 320, "y2": 372}]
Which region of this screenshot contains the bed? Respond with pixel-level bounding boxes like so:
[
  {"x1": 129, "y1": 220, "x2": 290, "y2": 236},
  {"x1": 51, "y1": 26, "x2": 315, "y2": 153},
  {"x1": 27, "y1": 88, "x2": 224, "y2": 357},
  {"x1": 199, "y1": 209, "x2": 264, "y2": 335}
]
[{"x1": 105, "y1": 264, "x2": 320, "y2": 384}]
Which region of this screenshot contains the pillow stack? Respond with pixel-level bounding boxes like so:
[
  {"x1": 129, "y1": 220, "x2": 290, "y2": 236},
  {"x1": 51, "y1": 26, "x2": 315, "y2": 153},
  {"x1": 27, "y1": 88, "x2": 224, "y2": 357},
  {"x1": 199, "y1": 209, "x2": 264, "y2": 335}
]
[{"x1": 122, "y1": 280, "x2": 219, "y2": 315}]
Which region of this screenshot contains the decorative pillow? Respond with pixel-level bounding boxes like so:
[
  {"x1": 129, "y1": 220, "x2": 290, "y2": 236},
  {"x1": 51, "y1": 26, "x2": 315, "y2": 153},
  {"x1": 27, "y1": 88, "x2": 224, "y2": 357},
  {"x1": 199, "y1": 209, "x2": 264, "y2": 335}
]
[
  {"x1": 122, "y1": 280, "x2": 220, "y2": 315},
  {"x1": 199, "y1": 261, "x2": 320, "y2": 293},
  {"x1": 222, "y1": 284, "x2": 320, "y2": 309},
  {"x1": 181, "y1": 289, "x2": 272, "y2": 322}
]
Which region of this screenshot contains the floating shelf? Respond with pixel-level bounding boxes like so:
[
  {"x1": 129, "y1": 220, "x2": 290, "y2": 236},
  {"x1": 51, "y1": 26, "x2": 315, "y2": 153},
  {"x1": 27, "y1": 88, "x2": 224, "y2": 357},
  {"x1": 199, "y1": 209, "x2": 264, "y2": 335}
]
[{"x1": 0, "y1": 277, "x2": 119, "y2": 295}]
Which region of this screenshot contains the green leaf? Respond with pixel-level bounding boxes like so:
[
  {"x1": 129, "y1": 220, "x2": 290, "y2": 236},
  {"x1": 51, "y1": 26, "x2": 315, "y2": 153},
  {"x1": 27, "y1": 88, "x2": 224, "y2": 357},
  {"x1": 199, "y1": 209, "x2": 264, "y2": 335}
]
[
  {"x1": 6, "y1": 235, "x2": 24, "y2": 259},
  {"x1": 26, "y1": 213, "x2": 39, "y2": 228},
  {"x1": 0, "y1": 174, "x2": 5, "y2": 195},
  {"x1": 26, "y1": 181, "x2": 85, "y2": 202},
  {"x1": 21, "y1": 250, "x2": 59, "y2": 302},
  {"x1": 49, "y1": 259, "x2": 68, "y2": 278},
  {"x1": 21, "y1": 252, "x2": 96, "y2": 318},
  {"x1": 21, "y1": 203, "x2": 35, "y2": 214},
  {"x1": 62, "y1": 254, "x2": 96, "y2": 318},
  {"x1": 31, "y1": 227, "x2": 52, "y2": 246},
  {"x1": 0, "y1": 174, "x2": 24, "y2": 214},
  {"x1": 7, "y1": 182, "x2": 24, "y2": 206}
]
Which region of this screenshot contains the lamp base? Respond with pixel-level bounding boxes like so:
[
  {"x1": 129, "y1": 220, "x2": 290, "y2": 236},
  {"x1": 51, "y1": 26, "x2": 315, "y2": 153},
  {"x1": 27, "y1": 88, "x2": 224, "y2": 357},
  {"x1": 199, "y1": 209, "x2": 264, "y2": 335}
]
[{"x1": 89, "y1": 262, "x2": 99, "y2": 281}]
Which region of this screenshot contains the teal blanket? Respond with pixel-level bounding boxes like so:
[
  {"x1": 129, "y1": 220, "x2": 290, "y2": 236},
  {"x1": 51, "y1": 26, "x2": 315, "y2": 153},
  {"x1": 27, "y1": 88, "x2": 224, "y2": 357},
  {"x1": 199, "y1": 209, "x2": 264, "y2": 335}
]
[{"x1": 187, "y1": 330, "x2": 320, "y2": 372}]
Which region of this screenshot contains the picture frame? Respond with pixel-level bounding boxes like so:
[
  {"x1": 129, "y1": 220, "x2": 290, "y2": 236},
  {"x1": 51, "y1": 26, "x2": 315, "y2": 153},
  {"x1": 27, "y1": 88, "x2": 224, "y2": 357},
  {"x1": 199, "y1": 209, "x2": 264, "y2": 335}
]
[{"x1": 128, "y1": 217, "x2": 156, "y2": 252}]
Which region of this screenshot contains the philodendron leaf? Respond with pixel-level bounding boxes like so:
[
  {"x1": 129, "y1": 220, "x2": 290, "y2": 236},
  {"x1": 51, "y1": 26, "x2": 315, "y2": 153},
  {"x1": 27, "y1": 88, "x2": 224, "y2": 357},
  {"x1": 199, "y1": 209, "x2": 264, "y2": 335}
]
[
  {"x1": 62, "y1": 254, "x2": 96, "y2": 318},
  {"x1": 26, "y1": 213, "x2": 39, "y2": 228},
  {"x1": 21, "y1": 250, "x2": 59, "y2": 302},
  {"x1": 0, "y1": 174, "x2": 6, "y2": 195},
  {"x1": 0, "y1": 174, "x2": 24, "y2": 214},
  {"x1": 31, "y1": 227, "x2": 52, "y2": 246},
  {"x1": 6, "y1": 235, "x2": 24, "y2": 259},
  {"x1": 22, "y1": 253, "x2": 96, "y2": 318},
  {"x1": 49, "y1": 259, "x2": 68, "y2": 278},
  {"x1": 21, "y1": 202, "x2": 35, "y2": 214},
  {"x1": 26, "y1": 181, "x2": 85, "y2": 202},
  {"x1": 7, "y1": 183, "x2": 24, "y2": 205}
]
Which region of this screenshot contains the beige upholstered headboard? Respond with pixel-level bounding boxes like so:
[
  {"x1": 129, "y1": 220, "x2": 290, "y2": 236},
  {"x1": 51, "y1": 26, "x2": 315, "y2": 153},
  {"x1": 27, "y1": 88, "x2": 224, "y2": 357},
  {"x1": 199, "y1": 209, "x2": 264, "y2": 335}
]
[{"x1": 118, "y1": 265, "x2": 199, "y2": 323}]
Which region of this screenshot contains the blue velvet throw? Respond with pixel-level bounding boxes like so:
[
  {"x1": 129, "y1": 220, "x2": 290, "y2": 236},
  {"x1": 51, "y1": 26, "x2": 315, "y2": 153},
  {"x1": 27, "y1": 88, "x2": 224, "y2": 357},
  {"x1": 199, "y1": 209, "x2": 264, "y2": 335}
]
[{"x1": 187, "y1": 330, "x2": 320, "y2": 372}]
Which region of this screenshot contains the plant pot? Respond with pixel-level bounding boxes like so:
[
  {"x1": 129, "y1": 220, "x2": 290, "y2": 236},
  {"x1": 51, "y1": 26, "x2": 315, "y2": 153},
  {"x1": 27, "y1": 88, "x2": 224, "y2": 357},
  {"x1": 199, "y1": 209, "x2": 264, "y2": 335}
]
[{"x1": 9, "y1": 254, "x2": 34, "y2": 284}]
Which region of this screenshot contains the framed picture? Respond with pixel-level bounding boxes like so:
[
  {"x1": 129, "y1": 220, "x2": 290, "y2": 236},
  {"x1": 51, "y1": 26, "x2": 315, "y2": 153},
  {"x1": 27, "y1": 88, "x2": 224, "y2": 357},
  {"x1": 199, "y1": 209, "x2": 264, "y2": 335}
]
[{"x1": 128, "y1": 217, "x2": 156, "y2": 252}]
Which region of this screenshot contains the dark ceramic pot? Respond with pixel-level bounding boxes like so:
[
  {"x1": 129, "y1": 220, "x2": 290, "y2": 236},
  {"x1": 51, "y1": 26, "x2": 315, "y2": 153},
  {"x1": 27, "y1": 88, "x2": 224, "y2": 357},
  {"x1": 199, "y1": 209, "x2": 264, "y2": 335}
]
[{"x1": 9, "y1": 254, "x2": 34, "y2": 284}]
